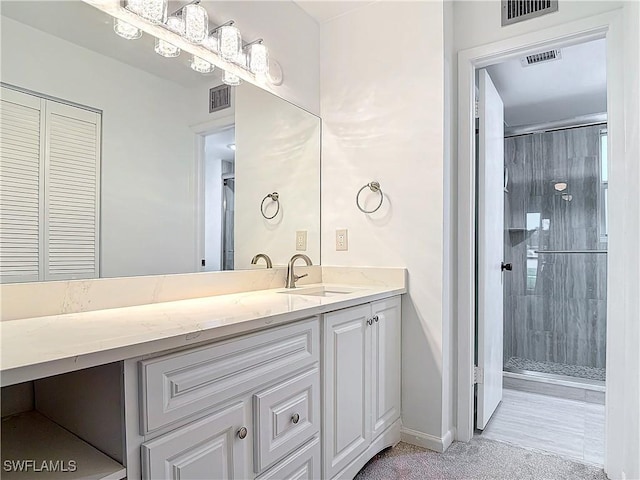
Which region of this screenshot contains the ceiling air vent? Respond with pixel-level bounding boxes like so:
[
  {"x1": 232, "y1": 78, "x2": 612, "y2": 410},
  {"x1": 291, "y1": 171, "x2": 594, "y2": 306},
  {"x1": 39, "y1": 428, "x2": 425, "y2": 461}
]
[
  {"x1": 502, "y1": 0, "x2": 558, "y2": 26},
  {"x1": 209, "y1": 84, "x2": 231, "y2": 113},
  {"x1": 520, "y1": 49, "x2": 562, "y2": 67}
]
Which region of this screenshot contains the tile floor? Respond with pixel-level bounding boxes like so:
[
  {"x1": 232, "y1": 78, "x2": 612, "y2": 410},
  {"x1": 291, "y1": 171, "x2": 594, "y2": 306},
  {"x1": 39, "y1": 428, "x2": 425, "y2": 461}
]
[{"x1": 478, "y1": 388, "x2": 605, "y2": 465}]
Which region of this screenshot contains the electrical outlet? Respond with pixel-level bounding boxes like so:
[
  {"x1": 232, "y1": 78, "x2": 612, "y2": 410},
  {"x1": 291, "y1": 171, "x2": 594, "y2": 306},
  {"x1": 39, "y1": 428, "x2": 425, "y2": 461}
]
[
  {"x1": 296, "y1": 230, "x2": 307, "y2": 251},
  {"x1": 336, "y1": 229, "x2": 348, "y2": 251}
]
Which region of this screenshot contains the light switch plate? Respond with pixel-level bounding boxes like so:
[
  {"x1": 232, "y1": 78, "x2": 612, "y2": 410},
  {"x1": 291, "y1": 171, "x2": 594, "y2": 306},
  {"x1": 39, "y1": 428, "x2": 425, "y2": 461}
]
[
  {"x1": 336, "y1": 229, "x2": 348, "y2": 251},
  {"x1": 296, "y1": 230, "x2": 307, "y2": 251}
]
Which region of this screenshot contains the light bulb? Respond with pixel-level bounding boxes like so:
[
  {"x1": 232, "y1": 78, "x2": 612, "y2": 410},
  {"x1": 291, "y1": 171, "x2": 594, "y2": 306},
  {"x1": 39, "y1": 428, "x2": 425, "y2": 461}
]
[
  {"x1": 114, "y1": 19, "x2": 142, "y2": 40},
  {"x1": 183, "y1": 4, "x2": 208, "y2": 44},
  {"x1": 222, "y1": 70, "x2": 241, "y2": 86},
  {"x1": 218, "y1": 24, "x2": 241, "y2": 61},
  {"x1": 190, "y1": 55, "x2": 214, "y2": 74},
  {"x1": 248, "y1": 43, "x2": 269, "y2": 74},
  {"x1": 155, "y1": 38, "x2": 180, "y2": 57}
]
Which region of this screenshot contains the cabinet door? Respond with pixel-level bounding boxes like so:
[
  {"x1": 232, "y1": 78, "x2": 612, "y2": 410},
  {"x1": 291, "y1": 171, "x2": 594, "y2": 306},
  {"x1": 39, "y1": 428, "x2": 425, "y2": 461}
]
[
  {"x1": 322, "y1": 304, "x2": 371, "y2": 479},
  {"x1": 141, "y1": 401, "x2": 250, "y2": 480},
  {"x1": 370, "y1": 296, "x2": 402, "y2": 439}
]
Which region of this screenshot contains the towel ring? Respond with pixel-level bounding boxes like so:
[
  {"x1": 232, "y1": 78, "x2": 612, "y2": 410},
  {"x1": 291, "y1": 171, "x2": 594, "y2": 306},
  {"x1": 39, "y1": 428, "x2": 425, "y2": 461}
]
[
  {"x1": 261, "y1": 192, "x2": 280, "y2": 219},
  {"x1": 356, "y1": 181, "x2": 384, "y2": 214}
]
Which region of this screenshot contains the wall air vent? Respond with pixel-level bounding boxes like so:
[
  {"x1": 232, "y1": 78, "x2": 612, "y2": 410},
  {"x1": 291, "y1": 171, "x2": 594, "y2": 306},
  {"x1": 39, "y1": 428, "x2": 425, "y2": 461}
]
[
  {"x1": 502, "y1": 0, "x2": 558, "y2": 26},
  {"x1": 209, "y1": 84, "x2": 231, "y2": 113},
  {"x1": 520, "y1": 49, "x2": 562, "y2": 67}
]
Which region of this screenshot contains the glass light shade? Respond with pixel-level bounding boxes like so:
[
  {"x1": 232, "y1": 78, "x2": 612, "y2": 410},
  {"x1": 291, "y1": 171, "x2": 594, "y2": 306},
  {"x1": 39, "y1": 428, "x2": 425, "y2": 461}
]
[
  {"x1": 125, "y1": 0, "x2": 143, "y2": 14},
  {"x1": 190, "y1": 55, "x2": 214, "y2": 74},
  {"x1": 166, "y1": 16, "x2": 185, "y2": 35},
  {"x1": 218, "y1": 24, "x2": 242, "y2": 61},
  {"x1": 183, "y1": 4, "x2": 208, "y2": 44},
  {"x1": 138, "y1": 0, "x2": 167, "y2": 24},
  {"x1": 222, "y1": 69, "x2": 241, "y2": 86},
  {"x1": 155, "y1": 38, "x2": 180, "y2": 57},
  {"x1": 114, "y1": 19, "x2": 142, "y2": 40},
  {"x1": 247, "y1": 43, "x2": 269, "y2": 74},
  {"x1": 203, "y1": 34, "x2": 218, "y2": 52}
]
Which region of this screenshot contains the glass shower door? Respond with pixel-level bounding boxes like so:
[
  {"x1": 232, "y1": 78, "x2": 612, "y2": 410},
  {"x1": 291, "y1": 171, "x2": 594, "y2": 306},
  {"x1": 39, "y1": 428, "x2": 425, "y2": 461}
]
[{"x1": 503, "y1": 124, "x2": 607, "y2": 383}]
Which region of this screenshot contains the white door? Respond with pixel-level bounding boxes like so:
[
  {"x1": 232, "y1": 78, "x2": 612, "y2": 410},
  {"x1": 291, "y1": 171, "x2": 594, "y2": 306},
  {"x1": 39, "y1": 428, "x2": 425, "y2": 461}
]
[
  {"x1": 370, "y1": 297, "x2": 401, "y2": 439},
  {"x1": 322, "y1": 304, "x2": 371, "y2": 479},
  {"x1": 141, "y1": 401, "x2": 250, "y2": 480},
  {"x1": 476, "y1": 69, "x2": 505, "y2": 430}
]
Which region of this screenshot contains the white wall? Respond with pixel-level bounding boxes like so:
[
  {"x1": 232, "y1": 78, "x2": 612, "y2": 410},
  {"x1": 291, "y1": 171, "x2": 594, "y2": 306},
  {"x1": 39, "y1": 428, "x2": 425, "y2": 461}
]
[
  {"x1": 453, "y1": 1, "x2": 623, "y2": 51},
  {"x1": 320, "y1": 1, "x2": 453, "y2": 447},
  {"x1": 1, "y1": 17, "x2": 198, "y2": 278},
  {"x1": 235, "y1": 85, "x2": 321, "y2": 269}
]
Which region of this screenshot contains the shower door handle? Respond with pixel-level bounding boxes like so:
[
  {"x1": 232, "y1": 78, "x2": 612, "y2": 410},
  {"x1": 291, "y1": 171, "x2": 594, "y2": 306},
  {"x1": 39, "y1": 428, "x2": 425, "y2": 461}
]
[{"x1": 501, "y1": 262, "x2": 512, "y2": 272}]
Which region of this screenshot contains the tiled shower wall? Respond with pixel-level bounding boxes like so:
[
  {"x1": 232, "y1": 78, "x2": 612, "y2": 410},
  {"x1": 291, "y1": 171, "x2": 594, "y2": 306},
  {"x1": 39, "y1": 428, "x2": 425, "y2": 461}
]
[{"x1": 503, "y1": 124, "x2": 607, "y2": 370}]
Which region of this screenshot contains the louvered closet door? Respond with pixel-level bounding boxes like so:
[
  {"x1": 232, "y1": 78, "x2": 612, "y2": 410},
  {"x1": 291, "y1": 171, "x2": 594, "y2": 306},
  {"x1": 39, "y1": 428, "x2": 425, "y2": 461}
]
[
  {"x1": 0, "y1": 87, "x2": 45, "y2": 283},
  {"x1": 44, "y1": 101, "x2": 100, "y2": 281}
]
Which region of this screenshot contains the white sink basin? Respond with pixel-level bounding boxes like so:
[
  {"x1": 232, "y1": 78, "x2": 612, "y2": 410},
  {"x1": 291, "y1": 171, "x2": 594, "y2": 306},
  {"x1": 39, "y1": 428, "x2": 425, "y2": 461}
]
[{"x1": 279, "y1": 286, "x2": 357, "y2": 297}]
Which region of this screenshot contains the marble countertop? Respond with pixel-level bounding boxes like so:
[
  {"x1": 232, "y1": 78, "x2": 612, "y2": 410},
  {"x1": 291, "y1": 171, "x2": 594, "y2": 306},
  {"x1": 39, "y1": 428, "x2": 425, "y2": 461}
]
[{"x1": 0, "y1": 283, "x2": 405, "y2": 386}]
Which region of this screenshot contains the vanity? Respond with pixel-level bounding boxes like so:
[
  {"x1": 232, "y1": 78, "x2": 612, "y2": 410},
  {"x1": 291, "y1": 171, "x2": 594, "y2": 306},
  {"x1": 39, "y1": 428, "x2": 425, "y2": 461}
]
[{"x1": 0, "y1": 267, "x2": 405, "y2": 480}]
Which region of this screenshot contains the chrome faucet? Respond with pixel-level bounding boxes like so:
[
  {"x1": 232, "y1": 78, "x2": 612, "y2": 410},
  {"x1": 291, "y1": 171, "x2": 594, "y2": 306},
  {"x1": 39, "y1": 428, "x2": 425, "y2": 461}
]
[
  {"x1": 285, "y1": 254, "x2": 312, "y2": 288},
  {"x1": 251, "y1": 253, "x2": 273, "y2": 268}
]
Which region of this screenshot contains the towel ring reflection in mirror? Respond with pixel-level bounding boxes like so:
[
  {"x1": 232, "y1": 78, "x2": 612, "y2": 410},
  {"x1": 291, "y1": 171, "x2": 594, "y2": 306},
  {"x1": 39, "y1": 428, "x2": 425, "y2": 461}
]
[
  {"x1": 356, "y1": 181, "x2": 384, "y2": 214},
  {"x1": 261, "y1": 192, "x2": 280, "y2": 219}
]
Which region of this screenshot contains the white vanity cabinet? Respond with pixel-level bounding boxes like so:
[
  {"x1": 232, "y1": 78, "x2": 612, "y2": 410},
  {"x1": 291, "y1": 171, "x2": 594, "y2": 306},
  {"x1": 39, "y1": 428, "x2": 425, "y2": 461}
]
[
  {"x1": 322, "y1": 296, "x2": 402, "y2": 479},
  {"x1": 134, "y1": 317, "x2": 322, "y2": 480}
]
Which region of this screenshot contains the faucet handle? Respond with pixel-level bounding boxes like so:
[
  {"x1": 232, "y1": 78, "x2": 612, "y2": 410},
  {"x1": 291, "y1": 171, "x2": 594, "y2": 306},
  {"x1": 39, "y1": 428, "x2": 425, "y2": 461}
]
[{"x1": 294, "y1": 273, "x2": 308, "y2": 282}]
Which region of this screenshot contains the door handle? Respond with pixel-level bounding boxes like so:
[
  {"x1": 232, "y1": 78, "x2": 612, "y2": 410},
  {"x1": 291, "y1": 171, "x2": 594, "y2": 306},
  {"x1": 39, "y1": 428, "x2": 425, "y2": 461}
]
[{"x1": 501, "y1": 262, "x2": 512, "y2": 272}]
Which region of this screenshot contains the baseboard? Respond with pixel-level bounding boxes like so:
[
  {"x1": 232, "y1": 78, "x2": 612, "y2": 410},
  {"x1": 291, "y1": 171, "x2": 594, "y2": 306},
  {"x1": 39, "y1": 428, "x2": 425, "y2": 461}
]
[{"x1": 400, "y1": 427, "x2": 455, "y2": 453}]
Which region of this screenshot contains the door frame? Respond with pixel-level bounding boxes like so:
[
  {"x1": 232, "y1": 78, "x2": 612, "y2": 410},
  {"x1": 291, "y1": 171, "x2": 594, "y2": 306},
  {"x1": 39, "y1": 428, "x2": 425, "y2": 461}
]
[
  {"x1": 456, "y1": 8, "x2": 625, "y2": 475},
  {"x1": 191, "y1": 115, "x2": 234, "y2": 272}
]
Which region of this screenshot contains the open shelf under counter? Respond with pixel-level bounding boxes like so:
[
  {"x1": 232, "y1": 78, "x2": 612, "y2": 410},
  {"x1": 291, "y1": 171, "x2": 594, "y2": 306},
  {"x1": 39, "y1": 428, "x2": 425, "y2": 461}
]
[{"x1": 1, "y1": 411, "x2": 126, "y2": 480}]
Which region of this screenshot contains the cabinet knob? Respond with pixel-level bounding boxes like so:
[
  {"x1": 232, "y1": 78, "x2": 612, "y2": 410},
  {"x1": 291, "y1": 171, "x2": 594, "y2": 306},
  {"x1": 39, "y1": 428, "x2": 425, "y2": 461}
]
[
  {"x1": 237, "y1": 426, "x2": 248, "y2": 439},
  {"x1": 367, "y1": 318, "x2": 373, "y2": 326},
  {"x1": 291, "y1": 413, "x2": 300, "y2": 424},
  {"x1": 373, "y1": 315, "x2": 379, "y2": 322}
]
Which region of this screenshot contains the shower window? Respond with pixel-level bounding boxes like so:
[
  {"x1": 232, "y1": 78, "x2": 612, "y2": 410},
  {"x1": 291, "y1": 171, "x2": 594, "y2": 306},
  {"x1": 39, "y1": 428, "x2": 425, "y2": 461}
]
[{"x1": 600, "y1": 130, "x2": 608, "y2": 242}]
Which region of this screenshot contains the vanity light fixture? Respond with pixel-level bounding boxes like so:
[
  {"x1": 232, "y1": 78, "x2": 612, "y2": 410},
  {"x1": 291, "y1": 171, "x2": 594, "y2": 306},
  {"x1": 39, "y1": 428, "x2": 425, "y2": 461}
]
[
  {"x1": 246, "y1": 40, "x2": 269, "y2": 75},
  {"x1": 113, "y1": 18, "x2": 142, "y2": 40},
  {"x1": 183, "y1": 3, "x2": 208, "y2": 44},
  {"x1": 227, "y1": 144, "x2": 236, "y2": 151},
  {"x1": 106, "y1": 2, "x2": 277, "y2": 85},
  {"x1": 190, "y1": 55, "x2": 214, "y2": 74}
]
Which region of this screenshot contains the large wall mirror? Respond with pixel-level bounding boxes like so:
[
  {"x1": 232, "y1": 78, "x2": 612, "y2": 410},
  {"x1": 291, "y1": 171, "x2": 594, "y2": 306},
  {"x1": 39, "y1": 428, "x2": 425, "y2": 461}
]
[{"x1": 0, "y1": 1, "x2": 320, "y2": 282}]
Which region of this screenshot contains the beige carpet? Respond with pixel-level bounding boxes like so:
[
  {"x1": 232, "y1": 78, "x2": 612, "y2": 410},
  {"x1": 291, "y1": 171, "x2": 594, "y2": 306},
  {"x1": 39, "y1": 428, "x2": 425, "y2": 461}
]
[{"x1": 354, "y1": 438, "x2": 607, "y2": 480}]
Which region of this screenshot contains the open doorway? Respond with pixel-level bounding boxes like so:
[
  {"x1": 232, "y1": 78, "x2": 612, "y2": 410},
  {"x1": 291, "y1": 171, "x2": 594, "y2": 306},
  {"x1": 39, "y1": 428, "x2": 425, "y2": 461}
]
[
  {"x1": 201, "y1": 127, "x2": 235, "y2": 271},
  {"x1": 474, "y1": 37, "x2": 607, "y2": 466}
]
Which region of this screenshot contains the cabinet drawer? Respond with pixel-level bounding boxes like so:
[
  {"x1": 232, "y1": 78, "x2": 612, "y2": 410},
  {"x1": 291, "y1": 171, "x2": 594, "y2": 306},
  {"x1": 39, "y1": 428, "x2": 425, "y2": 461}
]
[
  {"x1": 253, "y1": 367, "x2": 320, "y2": 473},
  {"x1": 140, "y1": 318, "x2": 319, "y2": 434},
  {"x1": 256, "y1": 437, "x2": 320, "y2": 480},
  {"x1": 141, "y1": 401, "x2": 250, "y2": 480}
]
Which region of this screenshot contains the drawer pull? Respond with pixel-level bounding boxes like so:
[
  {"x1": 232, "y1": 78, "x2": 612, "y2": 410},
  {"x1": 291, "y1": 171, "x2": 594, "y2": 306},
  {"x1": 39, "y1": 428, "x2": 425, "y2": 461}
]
[
  {"x1": 237, "y1": 426, "x2": 248, "y2": 439},
  {"x1": 291, "y1": 413, "x2": 300, "y2": 424}
]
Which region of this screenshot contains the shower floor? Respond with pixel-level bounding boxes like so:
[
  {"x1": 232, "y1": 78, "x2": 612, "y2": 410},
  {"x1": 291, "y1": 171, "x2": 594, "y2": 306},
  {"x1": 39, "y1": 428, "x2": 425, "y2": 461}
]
[{"x1": 504, "y1": 357, "x2": 606, "y2": 382}]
